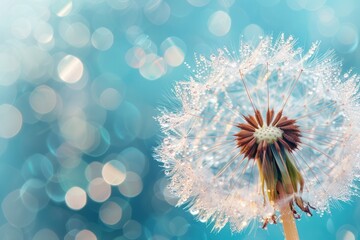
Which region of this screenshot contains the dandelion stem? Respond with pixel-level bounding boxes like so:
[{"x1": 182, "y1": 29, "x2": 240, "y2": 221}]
[
  {"x1": 278, "y1": 183, "x2": 299, "y2": 240},
  {"x1": 280, "y1": 204, "x2": 299, "y2": 240}
]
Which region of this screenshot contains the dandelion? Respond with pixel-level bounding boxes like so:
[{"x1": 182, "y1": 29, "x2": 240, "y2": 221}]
[{"x1": 155, "y1": 35, "x2": 360, "y2": 239}]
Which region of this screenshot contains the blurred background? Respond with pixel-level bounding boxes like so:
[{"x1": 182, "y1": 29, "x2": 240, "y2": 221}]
[{"x1": 0, "y1": 0, "x2": 359, "y2": 239}]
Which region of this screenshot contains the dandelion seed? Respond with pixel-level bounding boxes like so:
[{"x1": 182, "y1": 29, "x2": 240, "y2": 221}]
[{"x1": 155, "y1": 35, "x2": 360, "y2": 239}]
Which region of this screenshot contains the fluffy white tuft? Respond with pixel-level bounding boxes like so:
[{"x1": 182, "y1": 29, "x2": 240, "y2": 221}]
[{"x1": 154, "y1": 35, "x2": 360, "y2": 232}]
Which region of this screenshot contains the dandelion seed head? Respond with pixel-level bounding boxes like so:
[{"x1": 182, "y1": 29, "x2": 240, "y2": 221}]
[{"x1": 155, "y1": 35, "x2": 360, "y2": 232}]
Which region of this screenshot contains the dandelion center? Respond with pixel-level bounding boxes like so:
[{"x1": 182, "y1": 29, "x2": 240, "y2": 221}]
[
  {"x1": 254, "y1": 126, "x2": 282, "y2": 144},
  {"x1": 235, "y1": 109, "x2": 301, "y2": 160}
]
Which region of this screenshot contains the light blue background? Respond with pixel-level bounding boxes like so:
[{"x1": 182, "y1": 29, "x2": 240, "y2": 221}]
[{"x1": 0, "y1": 0, "x2": 359, "y2": 239}]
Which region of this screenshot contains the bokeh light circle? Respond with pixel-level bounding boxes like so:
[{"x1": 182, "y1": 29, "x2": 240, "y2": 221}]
[
  {"x1": 61, "y1": 22, "x2": 90, "y2": 48},
  {"x1": 99, "y1": 201, "x2": 123, "y2": 225},
  {"x1": 85, "y1": 161, "x2": 103, "y2": 181},
  {"x1": 0, "y1": 104, "x2": 22, "y2": 139},
  {"x1": 57, "y1": 55, "x2": 84, "y2": 84},
  {"x1": 168, "y1": 216, "x2": 189, "y2": 237},
  {"x1": 125, "y1": 25, "x2": 143, "y2": 44},
  {"x1": 208, "y1": 11, "x2": 231, "y2": 36},
  {"x1": 316, "y1": 7, "x2": 340, "y2": 37},
  {"x1": 119, "y1": 147, "x2": 148, "y2": 176},
  {"x1": 123, "y1": 220, "x2": 142, "y2": 239},
  {"x1": 46, "y1": 177, "x2": 66, "y2": 203},
  {"x1": 161, "y1": 37, "x2": 187, "y2": 67},
  {"x1": 99, "y1": 88, "x2": 122, "y2": 110},
  {"x1": 102, "y1": 160, "x2": 126, "y2": 185},
  {"x1": 11, "y1": 18, "x2": 32, "y2": 39},
  {"x1": 125, "y1": 47, "x2": 146, "y2": 68},
  {"x1": 0, "y1": 224, "x2": 24, "y2": 240},
  {"x1": 33, "y1": 21, "x2": 54, "y2": 44},
  {"x1": 33, "y1": 229, "x2": 59, "y2": 240},
  {"x1": 336, "y1": 225, "x2": 357, "y2": 240},
  {"x1": 59, "y1": 117, "x2": 97, "y2": 151},
  {"x1": 56, "y1": 143, "x2": 82, "y2": 169},
  {"x1": 144, "y1": 1, "x2": 171, "y2": 25},
  {"x1": 334, "y1": 24, "x2": 359, "y2": 53},
  {"x1": 75, "y1": 229, "x2": 97, "y2": 240},
  {"x1": 243, "y1": 24, "x2": 264, "y2": 41},
  {"x1": 65, "y1": 186, "x2": 87, "y2": 210},
  {"x1": 88, "y1": 177, "x2": 111, "y2": 202},
  {"x1": 164, "y1": 46, "x2": 185, "y2": 67},
  {"x1": 139, "y1": 54, "x2": 166, "y2": 80},
  {"x1": 91, "y1": 27, "x2": 114, "y2": 51},
  {"x1": 22, "y1": 154, "x2": 54, "y2": 181},
  {"x1": 90, "y1": 73, "x2": 126, "y2": 110},
  {"x1": 83, "y1": 125, "x2": 111, "y2": 157},
  {"x1": 30, "y1": 85, "x2": 57, "y2": 114},
  {"x1": 20, "y1": 179, "x2": 49, "y2": 211},
  {"x1": 118, "y1": 171, "x2": 143, "y2": 198},
  {"x1": 1, "y1": 190, "x2": 37, "y2": 228},
  {"x1": 0, "y1": 52, "x2": 21, "y2": 86}
]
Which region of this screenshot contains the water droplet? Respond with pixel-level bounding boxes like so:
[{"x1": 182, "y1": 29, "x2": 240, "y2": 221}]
[{"x1": 190, "y1": 207, "x2": 199, "y2": 215}]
